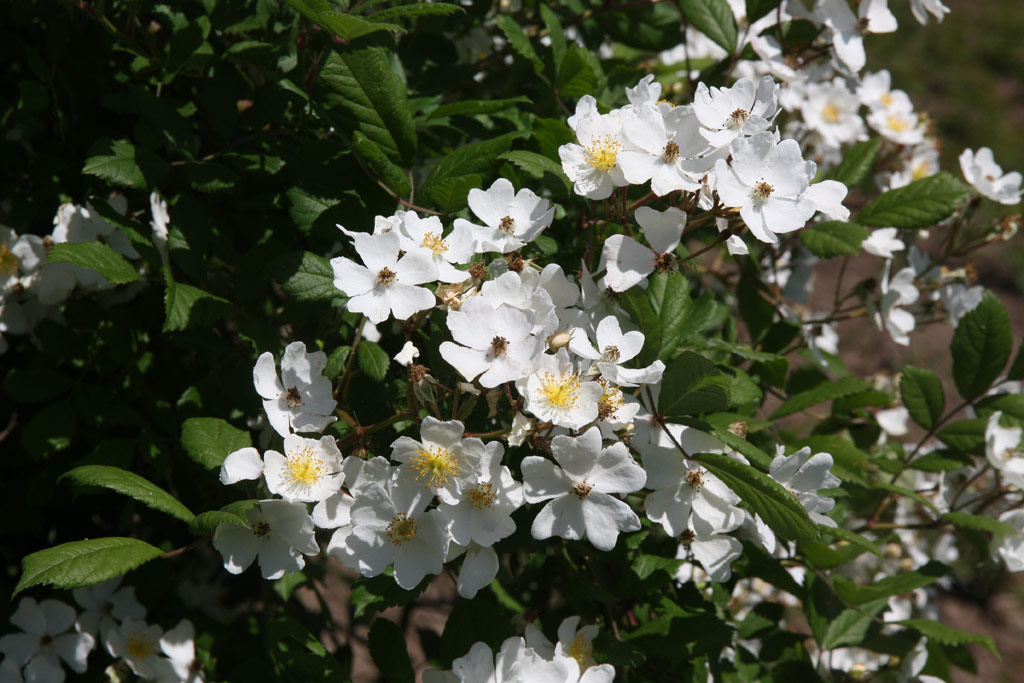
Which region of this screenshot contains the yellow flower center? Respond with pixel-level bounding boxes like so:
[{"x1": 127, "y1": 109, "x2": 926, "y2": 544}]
[
  {"x1": 0, "y1": 243, "x2": 17, "y2": 276},
  {"x1": 125, "y1": 632, "x2": 158, "y2": 661},
  {"x1": 753, "y1": 181, "x2": 774, "y2": 200},
  {"x1": 286, "y1": 445, "x2": 326, "y2": 486},
  {"x1": 410, "y1": 445, "x2": 460, "y2": 488},
  {"x1": 540, "y1": 371, "x2": 580, "y2": 410},
  {"x1": 386, "y1": 513, "x2": 417, "y2": 545},
  {"x1": 572, "y1": 480, "x2": 593, "y2": 499},
  {"x1": 597, "y1": 379, "x2": 625, "y2": 421},
  {"x1": 421, "y1": 232, "x2": 448, "y2": 256},
  {"x1": 880, "y1": 93, "x2": 894, "y2": 108},
  {"x1": 662, "y1": 141, "x2": 680, "y2": 164},
  {"x1": 466, "y1": 482, "x2": 497, "y2": 510},
  {"x1": 584, "y1": 136, "x2": 622, "y2": 172},
  {"x1": 566, "y1": 632, "x2": 595, "y2": 669},
  {"x1": 821, "y1": 103, "x2": 840, "y2": 124},
  {"x1": 886, "y1": 114, "x2": 910, "y2": 133},
  {"x1": 911, "y1": 162, "x2": 931, "y2": 181}
]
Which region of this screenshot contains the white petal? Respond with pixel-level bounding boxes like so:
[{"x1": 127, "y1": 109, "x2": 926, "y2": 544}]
[{"x1": 220, "y1": 447, "x2": 264, "y2": 485}]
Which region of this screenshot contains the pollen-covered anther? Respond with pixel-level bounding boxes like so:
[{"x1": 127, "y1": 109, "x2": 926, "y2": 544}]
[
  {"x1": 597, "y1": 380, "x2": 625, "y2": 421},
  {"x1": 506, "y1": 252, "x2": 524, "y2": 273},
  {"x1": 680, "y1": 529, "x2": 696, "y2": 545},
  {"x1": 410, "y1": 445, "x2": 460, "y2": 488},
  {"x1": 466, "y1": 482, "x2": 497, "y2": 510},
  {"x1": 490, "y1": 335, "x2": 509, "y2": 357},
  {"x1": 421, "y1": 232, "x2": 448, "y2": 256},
  {"x1": 601, "y1": 345, "x2": 621, "y2": 362},
  {"x1": 377, "y1": 267, "x2": 397, "y2": 286},
  {"x1": 286, "y1": 446, "x2": 326, "y2": 486},
  {"x1": 469, "y1": 262, "x2": 489, "y2": 280},
  {"x1": 409, "y1": 363, "x2": 428, "y2": 384},
  {"x1": 686, "y1": 469, "x2": 704, "y2": 490},
  {"x1": 284, "y1": 386, "x2": 302, "y2": 408},
  {"x1": 566, "y1": 633, "x2": 595, "y2": 669},
  {"x1": 886, "y1": 114, "x2": 911, "y2": 133},
  {"x1": 499, "y1": 215, "x2": 516, "y2": 235},
  {"x1": 386, "y1": 513, "x2": 418, "y2": 545},
  {"x1": 540, "y1": 371, "x2": 581, "y2": 409},
  {"x1": 753, "y1": 181, "x2": 774, "y2": 200},
  {"x1": 727, "y1": 108, "x2": 750, "y2": 127},
  {"x1": 584, "y1": 136, "x2": 623, "y2": 172},
  {"x1": 662, "y1": 141, "x2": 680, "y2": 163},
  {"x1": 572, "y1": 480, "x2": 593, "y2": 499},
  {"x1": 0, "y1": 244, "x2": 17, "y2": 276},
  {"x1": 653, "y1": 252, "x2": 675, "y2": 273}
]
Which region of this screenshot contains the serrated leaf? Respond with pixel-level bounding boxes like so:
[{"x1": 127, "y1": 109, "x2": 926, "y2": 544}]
[
  {"x1": 424, "y1": 173, "x2": 480, "y2": 213},
  {"x1": 827, "y1": 137, "x2": 881, "y2": 188},
  {"x1": 950, "y1": 291, "x2": 1012, "y2": 400},
  {"x1": 496, "y1": 15, "x2": 542, "y2": 72},
  {"x1": 872, "y1": 482, "x2": 939, "y2": 514},
  {"x1": 621, "y1": 271, "x2": 692, "y2": 364},
  {"x1": 941, "y1": 511, "x2": 1015, "y2": 536},
  {"x1": 351, "y1": 130, "x2": 411, "y2": 197},
  {"x1": 798, "y1": 221, "x2": 869, "y2": 258},
  {"x1": 189, "y1": 509, "x2": 248, "y2": 536},
  {"x1": 368, "y1": 2, "x2": 462, "y2": 21},
  {"x1": 426, "y1": 96, "x2": 531, "y2": 120},
  {"x1": 282, "y1": 1, "x2": 402, "y2": 40},
  {"x1": 423, "y1": 131, "x2": 528, "y2": 191},
  {"x1": 555, "y1": 44, "x2": 598, "y2": 99},
  {"x1": 695, "y1": 452, "x2": 819, "y2": 541},
  {"x1": 710, "y1": 427, "x2": 772, "y2": 471},
  {"x1": 440, "y1": 599, "x2": 516, "y2": 667},
  {"x1": 975, "y1": 393, "x2": 1024, "y2": 426},
  {"x1": 936, "y1": 418, "x2": 986, "y2": 455},
  {"x1": 368, "y1": 619, "x2": 415, "y2": 683},
  {"x1": 181, "y1": 417, "x2": 253, "y2": 469},
  {"x1": 540, "y1": 4, "x2": 566, "y2": 69},
  {"x1": 833, "y1": 560, "x2": 948, "y2": 605},
  {"x1": 499, "y1": 151, "x2": 571, "y2": 192},
  {"x1": 678, "y1": 0, "x2": 737, "y2": 53},
  {"x1": 822, "y1": 599, "x2": 889, "y2": 649},
  {"x1": 351, "y1": 573, "x2": 430, "y2": 619},
  {"x1": 61, "y1": 465, "x2": 194, "y2": 522},
  {"x1": 82, "y1": 138, "x2": 168, "y2": 189},
  {"x1": 88, "y1": 197, "x2": 161, "y2": 266},
  {"x1": 45, "y1": 242, "x2": 140, "y2": 285},
  {"x1": 325, "y1": 346, "x2": 351, "y2": 380},
  {"x1": 896, "y1": 619, "x2": 999, "y2": 658},
  {"x1": 659, "y1": 351, "x2": 731, "y2": 418},
  {"x1": 181, "y1": 161, "x2": 238, "y2": 193},
  {"x1": 909, "y1": 449, "x2": 973, "y2": 472},
  {"x1": 857, "y1": 172, "x2": 974, "y2": 228},
  {"x1": 745, "y1": 0, "x2": 784, "y2": 23},
  {"x1": 770, "y1": 376, "x2": 871, "y2": 419},
  {"x1": 900, "y1": 365, "x2": 945, "y2": 430},
  {"x1": 820, "y1": 526, "x2": 884, "y2": 559},
  {"x1": 164, "y1": 280, "x2": 230, "y2": 332},
  {"x1": 271, "y1": 251, "x2": 338, "y2": 302},
  {"x1": 318, "y1": 47, "x2": 416, "y2": 163},
  {"x1": 358, "y1": 340, "x2": 389, "y2": 381},
  {"x1": 1008, "y1": 342, "x2": 1024, "y2": 381},
  {"x1": 15, "y1": 537, "x2": 164, "y2": 594}
]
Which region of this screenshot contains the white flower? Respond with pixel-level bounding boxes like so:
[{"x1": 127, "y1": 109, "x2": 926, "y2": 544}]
[
  {"x1": 939, "y1": 283, "x2": 983, "y2": 325},
  {"x1": 108, "y1": 619, "x2": 175, "y2": 681},
  {"x1": 559, "y1": 112, "x2": 629, "y2": 200},
  {"x1": 677, "y1": 527, "x2": 743, "y2": 582},
  {"x1": 390, "y1": 417, "x2": 487, "y2": 501},
  {"x1": 525, "y1": 617, "x2": 600, "y2": 672},
  {"x1": 995, "y1": 509, "x2": 1024, "y2": 572},
  {"x1": 693, "y1": 76, "x2": 778, "y2": 148},
  {"x1": 212, "y1": 500, "x2": 319, "y2": 579},
  {"x1": 522, "y1": 426, "x2": 646, "y2": 550},
  {"x1": 0, "y1": 598, "x2": 94, "y2": 683},
  {"x1": 519, "y1": 349, "x2": 602, "y2": 430},
  {"x1": 160, "y1": 620, "x2": 204, "y2": 682},
  {"x1": 252, "y1": 341, "x2": 337, "y2": 438},
  {"x1": 150, "y1": 192, "x2": 171, "y2": 268},
  {"x1": 799, "y1": 79, "x2": 866, "y2": 149},
  {"x1": 874, "y1": 262, "x2": 918, "y2": 346},
  {"x1": 600, "y1": 206, "x2": 685, "y2": 292},
  {"x1": 768, "y1": 446, "x2": 840, "y2": 527},
  {"x1": 861, "y1": 228, "x2": 905, "y2": 258},
  {"x1": 617, "y1": 103, "x2": 713, "y2": 195},
  {"x1": 886, "y1": 143, "x2": 940, "y2": 189},
  {"x1": 625, "y1": 74, "x2": 662, "y2": 107},
  {"x1": 877, "y1": 406, "x2": 910, "y2": 437},
  {"x1": 445, "y1": 542, "x2": 501, "y2": 599},
  {"x1": 438, "y1": 441, "x2": 523, "y2": 547},
  {"x1": 330, "y1": 230, "x2": 439, "y2": 324},
  {"x1": 461, "y1": 178, "x2": 555, "y2": 253},
  {"x1": 264, "y1": 434, "x2": 344, "y2": 503},
  {"x1": 910, "y1": 0, "x2": 949, "y2": 25},
  {"x1": 72, "y1": 577, "x2": 146, "y2": 653},
  {"x1": 395, "y1": 211, "x2": 474, "y2": 282},
  {"x1": 985, "y1": 411, "x2": 1024, "y2": 489},
  {"x1": 394, "y1": 341, "x2": 419, "y2": 367},
  {"x1": 426, "y1": 637, "x2": 589, "y2": 683},
  {"x1": 569, "y1": 315, "x2": 664, "y2": 386},
  {"x1": 867, "y1": 107, "x2": 925, "y2": 146},
  {"x1": 331, "y1": 470, "x2": 447, "y2": 589},
  {"x1": 312, "y1": 456, "x2": 392, "y2": 529},
  {"x1": 440, "y1": 296, "x2": 542, "y2": 388},
  {"x1": 959, "y1": 147, "x2": 1022, "y2": 205}
]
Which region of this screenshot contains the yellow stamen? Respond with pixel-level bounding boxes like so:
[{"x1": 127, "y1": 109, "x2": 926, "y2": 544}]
[
  {"x1": 540, "y1": 372, "x2": 580, "y2": 410},
  {"x1": 286, "y1": 445, "x2": 326, "y2": 486},
  {"x1": 421, "y1": 232, "x2": 448, "y2": 256},
  {"x1": 466, "y1": 482, "x2": 497, "y2": 510},
  {"x1": 821, "y1": 104, "x2": 840, "y2": 124},
  {"x1": 584, "y1": 136, "x2": 622, "y2": 172},
  {"x1": 125, "y1": 632, "x2": 158, "y2": 660},
  {"x1": 566, "y1": 632, "x2": 595, "y2": 669},
  {"x1": 410, "y1": 445, "x2": 460, "y2": 488},
  {"x1": 886, "y1": 114, "x2": 910, "y2": 133},
  {"x1": 386, "y1": 513, "x2": 417, "y2": 545},
  {"x1": 0, "y1": 243, "x2": 17, "y2": 277}
]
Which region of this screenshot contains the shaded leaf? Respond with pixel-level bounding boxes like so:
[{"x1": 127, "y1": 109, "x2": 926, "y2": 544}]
[
  {"x1": 15, "y1": 538, "x2": 164, "y2": 594},
  {"x1": 827, "y1": 137, "x2": 881, "y2": 188},
  {"x1": 45, "y1": 242, "x2": 140, "y2": 285},
  {"x1": 900, "y1": 365, "x2": 945, "y2": 430},
  {"x1": 799, "y1": 221, "x2": 869, "y2": 258},
  {"x1": 181, "y1": 417, "x2": 253, "y2": 469},
  {"x1": 950, "y1": 291, "x2": 1012, "y2": 400},
  {"x1": 61, "y1": 465, "x2": 194, "y2": 523},
  {"x1": 771, "y1": 376, "x2": 871, "y2": 419},
  {"x1": 678, "y1": 0, "x2": 737, "y2": 53}
]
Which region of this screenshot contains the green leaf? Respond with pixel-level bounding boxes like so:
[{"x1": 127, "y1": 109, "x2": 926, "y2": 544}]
[
  {"x1": 499, "y1": 151, "x2": 571, "y2": 192},
  {"x1": 822, "y1": 599, "x2": 889, "y2": 649},
  {"x1": 798, "y1": 221, "x2": 869, "y2": 258},
  {"x1": 900, "y1": 365, "x2": 945, "y2": 430},
  {"x1": 424, "y1": 174, "x2": 481, "y2": 213},
  {"x1": 368, "y1": 619, "x2": 415, "y2": 683},
  {"x1": 164, "y1": 280, "x2": 230, "y2": 332},
  {"x1": 15, "y1": 537, "x2": 164, "y2": 594},
  {"x1": 351, "y1": 130, "x2": 411, "y2": 197},
  {"x1": 941, "y1": 511, "x2": 1015, "y2": 536},
  {"x1": 368, "y1": 2, "x2": 463, "y2": 21},
  {"x1": 539, "y1": 4, "x2": 566, "y2": 69},
  {"x1": 709, "y1": 427, "x2": 772, "y2": 471},
  {"x1": 695, "y1": 452, "x2": 819, "y2": 541},
  {"x1": 318, "y1": 47, "x2": 416, "y2": 163},
  {"x1": 621, "y1": 271, "x2": 693, "y2": 364},
  {"x1": 896, "y1": 619, "x2": 999, "y2": 658},
  {"x1": 555, "y1": 44, "x2": 598, "y2": 99},
  {"x1": 189, "y1": 509, "x2": 249, "y2": 536},
  {"x1": 45, "y1": 242, "x2": 140, "y2": 285},
  {"x1": 659, "y1": 351, "x2": 731, "y2": 419},
  {"x1": 770, "y1": 376, "x2": 871, "y2": 419},
  {"x1": 857, "y1": 172, "x2": 974, "y2": 228},
  {"x1": 975, "y1": 392, "x2": 1024, "y2": 426},
  {"x1": 678, "y1": 0, "x2": 738, "y2": 53},
  {"x1": 82, "y1": 138, "x2": 168, "y2": 189},
  {"x1": 180, "y1": 161, "x2": 239, "y2": 193},
  {"x1": 950, "y1": 291, "x2": 1012, "y2": 400},
  {"x1": 827, "y1": 138, "x2": 881, "y2": 188},
  {"x1": 181, "y1": 417, "x2": 253, "y2": 469},
  {"x1": 423, "y1": 131, "x2": 528, "y2": 191},
  {"x1": 358, "y1": 340, "x2": 389, "y2": 382},
  {"x1": 820, "y1": 526, "x2": 884, "y2": 559},
  {"x1": 1007, "y1": 342, "x2": 1024, "y2": 381},
  {"x1": 745, "y1": 0, "x2": 784, "y2": 23},
  {"x1": 325, "y1": 346, "x2": 351, "y2": 380},
  {"x1": 832, "y1": 560, "x2": 949, "y2": 605},
  {"x1": 496, "y1": 15, "x2": 542, "y2": 72},
  {"x1": 909, "y1": 449, "x2": 973, "y2": 472},
  {"x1": 426, "y1": 96, "x2": 531, "y2": 120},
  {"x1": 440, "y1": 598, "x2": 516, "y2": 667},
  {"x1": 871, "y1": 482, "x2": 938, "y2": 514},
  {"x1": 790, "y1": 435, "x2": 868, "y2": 485},
  {"x1": 270, "y1": 251, "x2": 338, "y2": 302},
  {"x1": 88, "y1": 197, "x2": 161, "y2": 266},
  {"x1": 61, "y1": 465, "x2": 194, "y2": 523},
  {"x1": 351, "y1": 573, "x2": 430, "y2": 619},
  {"x1": 936, "y1": 418, "x2": 986, "y2": 455},
  {"x1": 282, "y1": 0, "x2": 402, "y2": 40}
]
